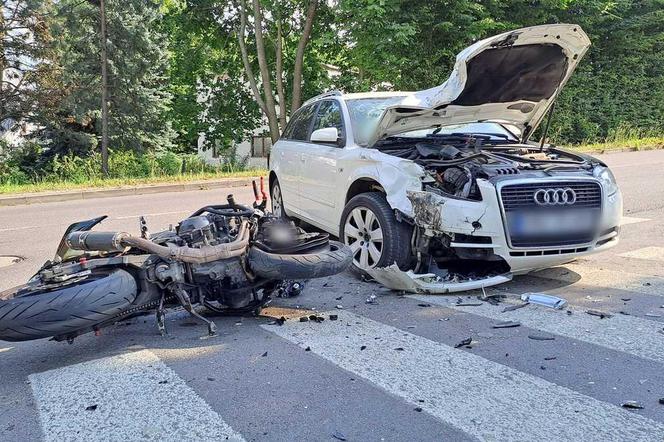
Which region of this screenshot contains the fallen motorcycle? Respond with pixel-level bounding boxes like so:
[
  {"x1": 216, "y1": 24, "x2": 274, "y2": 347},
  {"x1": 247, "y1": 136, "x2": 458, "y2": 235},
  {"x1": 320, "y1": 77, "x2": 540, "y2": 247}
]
[{"x1": 0, "y1": 181, "x2": 352, "y2": 342}]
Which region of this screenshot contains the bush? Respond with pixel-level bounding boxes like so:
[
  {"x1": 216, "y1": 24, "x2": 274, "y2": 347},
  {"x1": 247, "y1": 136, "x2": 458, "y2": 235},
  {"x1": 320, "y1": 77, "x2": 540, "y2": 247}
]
[{"x1": 0, "y1": 146, "x2": 252, "y2": 186}]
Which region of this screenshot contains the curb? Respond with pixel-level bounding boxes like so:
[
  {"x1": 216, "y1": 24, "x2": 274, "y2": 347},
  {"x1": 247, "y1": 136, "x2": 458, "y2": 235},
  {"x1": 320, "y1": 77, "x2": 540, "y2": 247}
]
[{"x1": 0, "y1": 177, "x2": 255, "y2": 207}]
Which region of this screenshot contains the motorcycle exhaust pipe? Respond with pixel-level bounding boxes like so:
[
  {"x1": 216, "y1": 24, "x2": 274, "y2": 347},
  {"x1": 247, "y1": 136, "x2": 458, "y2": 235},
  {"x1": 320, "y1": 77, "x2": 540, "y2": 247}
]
[{"x1": 67, "y1": 231, "x2": 128, "y2": 252}]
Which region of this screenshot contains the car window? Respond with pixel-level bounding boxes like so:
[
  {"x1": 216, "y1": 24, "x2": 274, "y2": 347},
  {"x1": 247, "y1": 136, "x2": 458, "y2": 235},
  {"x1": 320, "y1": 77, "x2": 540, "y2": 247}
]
[
  {"x1": 312, "y1": 100, "x2": 344, "y2": 142},
  {"x1": 281, "y1": 103, "x2": 318, "y2": 141}
]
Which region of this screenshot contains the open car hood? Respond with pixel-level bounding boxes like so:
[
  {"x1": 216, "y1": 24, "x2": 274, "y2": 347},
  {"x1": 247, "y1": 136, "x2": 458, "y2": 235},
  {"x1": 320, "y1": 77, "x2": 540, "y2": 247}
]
[{"x1": 369, "y1": 24, "x2": 591, "y2": 145}]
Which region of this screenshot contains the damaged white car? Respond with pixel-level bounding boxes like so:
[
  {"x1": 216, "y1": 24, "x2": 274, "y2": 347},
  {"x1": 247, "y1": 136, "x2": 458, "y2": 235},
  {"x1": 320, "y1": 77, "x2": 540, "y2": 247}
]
[{"x1": 269, "y1": 24, "x2": 622, "y2": 293}]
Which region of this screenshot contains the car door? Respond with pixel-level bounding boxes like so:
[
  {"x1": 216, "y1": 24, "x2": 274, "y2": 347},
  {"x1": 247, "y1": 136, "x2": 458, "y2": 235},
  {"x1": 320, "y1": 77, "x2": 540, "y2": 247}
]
[
  {"x1": 298, "y1": 99, "x2": 347, "y2": 228},
  {"x1": 274, "y1": 103, "x2": 319, "y2": 214}
]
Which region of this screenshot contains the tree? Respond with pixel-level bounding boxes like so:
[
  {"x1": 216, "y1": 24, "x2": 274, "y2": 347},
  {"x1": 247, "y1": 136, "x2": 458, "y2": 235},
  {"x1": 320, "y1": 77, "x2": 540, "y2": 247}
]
[
  {"x1": 235, "y1": 0, "x2": 319, "y2": 142},
  {"x1": 0, "y1": 0, "x2": 56, "y2": 127},
  {"x1": 34, "y1": 0, "x2": 174, "y2": 164}
]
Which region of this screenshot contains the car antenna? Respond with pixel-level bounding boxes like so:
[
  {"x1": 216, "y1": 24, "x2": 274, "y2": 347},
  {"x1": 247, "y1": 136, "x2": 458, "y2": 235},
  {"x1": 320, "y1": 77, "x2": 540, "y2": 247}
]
[{"x1": 539, "y1": 100, "x2": 556, "y2": 152}]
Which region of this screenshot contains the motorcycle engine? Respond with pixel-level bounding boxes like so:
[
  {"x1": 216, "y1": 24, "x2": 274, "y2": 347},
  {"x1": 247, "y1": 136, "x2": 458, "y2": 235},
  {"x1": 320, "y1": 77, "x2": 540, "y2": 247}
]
[{"x1": 176, "y1": 214, "x2": 254, "y2": 308}]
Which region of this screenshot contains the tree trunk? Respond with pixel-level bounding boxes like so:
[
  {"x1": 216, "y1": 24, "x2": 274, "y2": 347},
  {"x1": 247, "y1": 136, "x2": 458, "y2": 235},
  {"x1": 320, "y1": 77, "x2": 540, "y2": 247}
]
[
  {"x1": 250, "y1": 0, "x2": 280, "y2": 143},
  {"x1": 275, "y1": 19, "x2": 287, "y2": 130},
  {"x1": 99, "y1": 0, "x2": 109, "y2": 177},
  {"x1": 237, "y1": 0, "x2": 267, "y2": 117},
  {"x1": 291, "y1": 0, "x2": 317, "y2": 113}
]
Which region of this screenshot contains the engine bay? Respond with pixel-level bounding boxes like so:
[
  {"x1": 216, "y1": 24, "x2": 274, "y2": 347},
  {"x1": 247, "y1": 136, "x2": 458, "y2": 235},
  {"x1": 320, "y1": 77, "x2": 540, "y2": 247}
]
[{"x1": 375, "y1": 133, "x2": 596, "y2": 200}]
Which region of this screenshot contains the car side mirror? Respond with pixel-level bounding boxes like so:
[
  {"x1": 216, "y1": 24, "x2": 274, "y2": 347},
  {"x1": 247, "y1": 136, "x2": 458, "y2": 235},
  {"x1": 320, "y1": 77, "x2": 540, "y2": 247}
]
[{"x1": 310, "y1": 127, "x2": 340, "y2": 145}]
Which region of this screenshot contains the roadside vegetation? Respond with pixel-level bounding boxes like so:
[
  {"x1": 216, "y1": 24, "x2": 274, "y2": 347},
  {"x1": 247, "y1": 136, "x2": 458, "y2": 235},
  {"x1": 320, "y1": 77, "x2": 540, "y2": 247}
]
[{"x1": 1, "y1": 1, "x2": 662, "y2": 194}]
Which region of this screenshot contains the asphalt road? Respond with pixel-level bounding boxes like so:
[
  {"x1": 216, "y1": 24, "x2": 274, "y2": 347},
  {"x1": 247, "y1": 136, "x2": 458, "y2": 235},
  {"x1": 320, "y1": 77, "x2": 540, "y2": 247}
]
[{"x1": 1, "y1": 150, "x2": 664, "y2": 441}]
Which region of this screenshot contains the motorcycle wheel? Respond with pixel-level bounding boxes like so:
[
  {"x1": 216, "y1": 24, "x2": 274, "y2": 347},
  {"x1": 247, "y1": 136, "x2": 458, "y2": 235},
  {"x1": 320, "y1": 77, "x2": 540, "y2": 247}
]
[
  {"x1": 247, "y1": 240, "x2": 353, "y2": 280},
  {"x1": 0, "y1": 268, "x2": 137, "y2": 342}
]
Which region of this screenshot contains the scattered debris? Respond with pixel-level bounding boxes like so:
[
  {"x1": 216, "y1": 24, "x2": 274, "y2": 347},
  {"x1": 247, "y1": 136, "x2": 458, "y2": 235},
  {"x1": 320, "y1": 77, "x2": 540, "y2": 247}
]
[
  {"x1": 329, "y1": 314, "x2": 338, "y2": 321},
  {"x1": 621, "y1": 298, "x2": 631, "y2": 302},
  {"x1": 332, "y1": 431, "x2": 347, "y2": 441},
  {"x1": 659, "y1": 398, "x2": 664, "y2": 405},
  {"x1": 566, "y1": 310, "x2": 573, "y2": 316},
  {"x1": 85, "y1": 405, "x2": 98, "y2": 411},
  {"x1": 414, "y1": 407, "x2": 423, "y2": 412},
  {"x1": 335, "y1": 296, "x2": 343, "y2": 301},
  {"x1": 619, "y1": 311, "x2": 631, "y2": 316},
  {"x1": 365, "y1": 294, "x2": 378, "y2": 305},
  {"x1": 360, "y1": 345, "x2": 367, "y2": 351},
  {"x1": 275, "y1": 316, "x2": 287, "y2": 326},
  {"x1": 528, "y1": 334, "x2": 555, "y2": 341},
  {"x1": 456, "y1": 302, "x2": 484, "y2": 307},
  {"x1": 503, "y1": 303, "x2": 528, "y2": 313},
  {"x1": 544, "y1": 357, "x2": 557, "y2": 361},
  {"x1": 305, "y1": 346, "x2": 311, "y2": 352},
  {"x1": 455, "y1": 337, "x2": 472, "y2": 348},
  {"x1": 335, "y1": 305, "x2": 344, "y2": 309},
  {"x1": 540, "y1": 365, "x2": 546, "y2": 370},
  {"x1": 621, "y1": 401, "x2": 644, "y2": 410},
  {"x1": 520, "y1": 293, "x2": 567, "y2": 309},
  {"x1": 207, "y1": 377, "x2": 216, "y2": 381},
  {"x1": 492, "y1": 321, "x2": 521, "y2": 329},
  {"x1": 299, "y1": 316, "x2": 309, "y2": 322},
  {"x1": 158, "y1": 380, "x2": 168, "y2": 384},
  {"x1": 417, "y1": 303, "x2": 431, "y2": 308},
  {"x1": 645, "y1": 313, "x2": 662, "y2": 318},
  {"x1": 394, "y1": 347, "x2": 405, "y2": 351},
  {"x1": 586, "y1": 310, "x2": 613, "y2": 319},
  {"x1": 261, "y1": 352, "x2": 268, "y2": 357},
  {"x1": 309, "y1": 315, "x2": 325, "y2": 323}
]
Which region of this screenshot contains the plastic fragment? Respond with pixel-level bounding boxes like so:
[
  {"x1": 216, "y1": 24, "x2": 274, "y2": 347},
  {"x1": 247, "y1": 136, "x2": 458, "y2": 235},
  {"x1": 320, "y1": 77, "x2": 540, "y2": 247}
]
[
  {"x1": 85, "y1": 405, "x2": 98, "y2": 411},
  {"x1": 329, "y1": 314, "x2": 338, "y2": 321},
  {"x1": 261, "y1": 352, "x2": 268, "y2": 357},
  {"x1": 520, "y1": 293, "x2": 567, "y2": 309},
  {"x1": 621, "y1": 401, "x2": 644, "y2": 409},
  {"x1": 456, "y1": 302, "x2": 484, "y2": 307},
  {"x1": 332, "y1": 431, "x2": 347, "y2": 441},
  {"x1": 299, "y1": 316, "x2": 309, "y2": 322},
  {"x1": 360, "y1": 345, "x2": 367, "y2": 351},
  {"x1": 586, "y1": 310, "x2": 613, "y2": 319},
  {"x1": 658, "y1": 398, "x2": 664, "y2": 405},
  {"x1": 305, "y1": 346, "x2": 311, "y2": 352},
  {"x1": 492, "y1": 321, "x2": 521, "y2": 329},
  {"x1": 528, "y1": 334, "x2": 555, "y2": 341},
  {"x1": 417, "y1": 303, "x2": 431, "y2": 307},
  {"x1": 275, "y1": 316, "x2": 286, "y2": 326},
  {"x1": 455, "y1": 337, "x2": 472, "y2": 348},
  {"x1": 503, "y1": 303, "x2": 528, "y2": 313},
  {"x1": 414, "y1": 407, "x2": 423, "y2": 412}
]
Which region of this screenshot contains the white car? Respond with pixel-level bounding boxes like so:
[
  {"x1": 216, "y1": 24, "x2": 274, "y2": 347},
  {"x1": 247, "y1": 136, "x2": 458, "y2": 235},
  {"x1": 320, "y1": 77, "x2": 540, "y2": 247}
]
[{"x1": 269, "y1": 24, "x2": 622, "y2": 293}]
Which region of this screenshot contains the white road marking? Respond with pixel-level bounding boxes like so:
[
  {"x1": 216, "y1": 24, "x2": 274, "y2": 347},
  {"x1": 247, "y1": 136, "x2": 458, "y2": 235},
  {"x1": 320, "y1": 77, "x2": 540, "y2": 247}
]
[
  {"x1": 532, "y1": 263, "x2": 664, "y2": 296},
  {"x1": 0, "y1": 225, "x2": 40, "y2": 233},
  {"x1": 619, "y1": 246, "x2": 664, "y2": 262},
  {"x1": 411, "y1": 295, "x2": 664, "y2": 365},
  {"x1": 29, "y1": 350, "x2": 244, "y2": 442},
  {"x1": 114, "y1": 210, "x2": 190, "y2": 220},
  {"x1": 263, "y1": 311, "x2": 664, "y2": 442},
  {"x1": 621, "y1": 216, "x2": 650, "y2": 226}
]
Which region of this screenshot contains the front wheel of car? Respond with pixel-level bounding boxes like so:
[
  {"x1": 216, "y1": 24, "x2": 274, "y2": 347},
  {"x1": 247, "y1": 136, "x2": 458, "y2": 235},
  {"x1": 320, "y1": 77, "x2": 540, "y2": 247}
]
[
  {"x1": 270, "y1": 179, "x2": 288, "y2": 220},
  {"x1": 340, "y1": 193, "x2": 412, "y2": 273}
]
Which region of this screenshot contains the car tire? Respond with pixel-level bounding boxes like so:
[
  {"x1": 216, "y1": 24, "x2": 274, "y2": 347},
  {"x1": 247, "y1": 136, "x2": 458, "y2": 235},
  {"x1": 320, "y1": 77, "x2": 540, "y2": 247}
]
[
  {"x1": 270, "y1": 178, "x2": 290, "y2": 220},
  {"x1": 339, "y1": 192, "x2": 413, "y2": 274}
]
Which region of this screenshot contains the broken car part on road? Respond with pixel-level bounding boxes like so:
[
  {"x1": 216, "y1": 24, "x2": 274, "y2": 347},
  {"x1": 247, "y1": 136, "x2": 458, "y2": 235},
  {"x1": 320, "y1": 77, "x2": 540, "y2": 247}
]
[{"x1": 0, "y1": 181, "x2": 352, "y2": 343}]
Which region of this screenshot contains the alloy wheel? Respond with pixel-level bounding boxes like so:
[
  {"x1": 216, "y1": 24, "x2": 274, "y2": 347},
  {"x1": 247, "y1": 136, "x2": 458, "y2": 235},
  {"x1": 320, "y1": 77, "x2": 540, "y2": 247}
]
[
  {"x1": 271, "y1": 184, "x2": 283, "y2": 218},
  {"x1": 344, "y1": 206, "x2": 384, "y2": 269}
]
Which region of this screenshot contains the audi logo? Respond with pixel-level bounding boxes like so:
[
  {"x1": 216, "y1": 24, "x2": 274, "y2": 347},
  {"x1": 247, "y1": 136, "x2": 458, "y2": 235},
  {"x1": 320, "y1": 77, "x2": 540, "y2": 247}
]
[{"x1": 533, "y1": 188, "x2": 577, "y2": 206}]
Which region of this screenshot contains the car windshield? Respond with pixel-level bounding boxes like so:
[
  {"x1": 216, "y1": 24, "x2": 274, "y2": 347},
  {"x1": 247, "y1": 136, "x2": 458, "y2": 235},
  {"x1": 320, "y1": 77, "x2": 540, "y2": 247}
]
[
  {"x1": 346, "y1": 97, "x2": 520, "y2": 145},
  {"x1": 346, "y1": 96, "x2": 405, "y2": 146}
]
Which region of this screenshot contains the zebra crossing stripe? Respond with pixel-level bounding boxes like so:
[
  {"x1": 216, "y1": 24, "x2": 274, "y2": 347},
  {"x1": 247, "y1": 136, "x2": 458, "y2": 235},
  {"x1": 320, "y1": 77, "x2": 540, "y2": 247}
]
[
  {"x1": 619, "y1": 246, "x2": 664, "y2": 262},
  {"x1": 411, "y1": 294, "x2": 664, "y2": 364},
  {"x1": 263, "y1": 311, "x2": 664, "y2": 442},
  {"x1": 620, "y1": 216, "x2": 650, "y2": 226},
  {"x1": 29, "y1": 350, "x2": 244, "y2": 442},
  {"x1": 531, "y1": 263, "x2": 664, "y2": 296}
]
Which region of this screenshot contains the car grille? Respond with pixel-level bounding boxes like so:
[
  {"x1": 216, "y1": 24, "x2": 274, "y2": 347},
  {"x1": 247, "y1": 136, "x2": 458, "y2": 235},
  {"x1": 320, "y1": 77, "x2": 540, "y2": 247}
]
[{"x1": 500, "y1": 181, "x2": 602, "y2": 248}]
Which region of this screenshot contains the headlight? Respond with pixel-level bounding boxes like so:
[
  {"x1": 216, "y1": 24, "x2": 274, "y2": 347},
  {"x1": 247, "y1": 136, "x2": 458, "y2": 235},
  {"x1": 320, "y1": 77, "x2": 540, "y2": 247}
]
[{"x1": 594, "y1": 166, "x2": 618, "y2": 196}]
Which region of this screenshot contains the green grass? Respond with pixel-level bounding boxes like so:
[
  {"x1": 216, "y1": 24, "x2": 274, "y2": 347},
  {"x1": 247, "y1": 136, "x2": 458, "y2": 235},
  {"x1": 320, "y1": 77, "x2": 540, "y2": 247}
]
[
  {"x1": 0, "y1": 169, "x2": 268, "y2": 195},
  {"x1": 569, "y1": 136, "x2": 664, "y2": 154}
]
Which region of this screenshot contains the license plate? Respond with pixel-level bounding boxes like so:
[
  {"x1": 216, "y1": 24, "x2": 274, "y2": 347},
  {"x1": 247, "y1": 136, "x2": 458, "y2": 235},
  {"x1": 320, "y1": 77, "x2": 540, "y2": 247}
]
[{"x1": 508, "y1": 210, "x2": 598, "y2": 237}]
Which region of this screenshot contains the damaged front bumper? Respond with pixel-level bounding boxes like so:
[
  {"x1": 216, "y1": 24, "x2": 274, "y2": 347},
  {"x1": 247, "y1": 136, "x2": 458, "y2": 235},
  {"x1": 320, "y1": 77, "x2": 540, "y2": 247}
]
[
  {"x1": 371, "y1": 177, "x2": 622, "y2": 294},
  {"x1": 366, "y1": 264, "x2": 512, "y2": 294}
]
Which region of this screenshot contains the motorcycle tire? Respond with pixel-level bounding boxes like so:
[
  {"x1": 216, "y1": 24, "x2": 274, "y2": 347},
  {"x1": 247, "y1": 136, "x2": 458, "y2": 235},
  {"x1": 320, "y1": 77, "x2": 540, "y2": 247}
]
[
  {"x1": 0, "y1": 269, "x2": 137, "y2": 342},
  {"x1": 247, "y1": 241, "x2": 352, "y2": 280}
]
